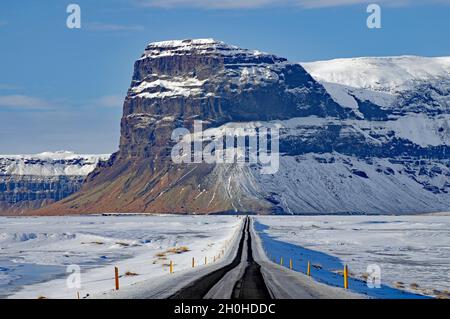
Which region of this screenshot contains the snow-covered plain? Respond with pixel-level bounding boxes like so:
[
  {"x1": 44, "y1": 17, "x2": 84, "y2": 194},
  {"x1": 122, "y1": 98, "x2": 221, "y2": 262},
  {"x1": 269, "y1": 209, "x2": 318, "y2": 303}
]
[
  {"x1": 255, "y1": 215, "x2": 450, "y2": 298},
  {"x1": 2, "y1": 215, "x2": 449, "y2": 299},
  {"x1": 0, "y1": 215, "x2": 241, "y2": 299}
]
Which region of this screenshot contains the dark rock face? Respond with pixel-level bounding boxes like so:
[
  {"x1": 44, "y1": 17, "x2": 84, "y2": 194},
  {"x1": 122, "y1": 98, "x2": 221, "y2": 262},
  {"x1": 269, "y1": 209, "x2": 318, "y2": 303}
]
[
  {"x1": 396, "y1": 80, "x2": 450, "y2": 116},
  {"x1": 279, "y1": 123, "x2": 450, "y2": 159},
  {"x1": 0, "y1": 175, "x2": 85, "y2": 214},
  {"x1": 38, "y1": 39, "x2": 350, "y2": 215},
  {"x1": 118, "y1": 39, "x2": 349, "y2": 160},
  {"x1": 0, "y1": 153, "x2": 107, "y2": 215}
]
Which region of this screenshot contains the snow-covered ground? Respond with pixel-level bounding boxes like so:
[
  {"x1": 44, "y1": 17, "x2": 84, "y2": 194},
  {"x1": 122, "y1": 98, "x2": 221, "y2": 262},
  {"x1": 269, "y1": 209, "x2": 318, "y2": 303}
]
[
  {"x1": 0, "y1": 215, "x2": 241, "y2": 299},
  {"x1": 255, "y1": 215, "x2": 450, "y2": 298},
  {"x1": 2, "y1": 215, "x2": 449, "y2": 299}
]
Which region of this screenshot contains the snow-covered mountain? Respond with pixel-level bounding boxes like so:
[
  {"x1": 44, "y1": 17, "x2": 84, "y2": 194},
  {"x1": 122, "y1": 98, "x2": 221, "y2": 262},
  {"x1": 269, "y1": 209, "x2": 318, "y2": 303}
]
[
  {"x1": 0, "y1": 152, "x2": 109, "y2": 214},
  {"x1": 19, "y1": 40, "x2": 450, "y2": 215},
  {"x1": 0, "y1": 151, "x2": 110, "y2": 176},
  {"x1": 303, "y1": 56, "x2": 450, "y2": 93},
  {"x1": 302, "y1": 56, "x2": 450, "y2": 117}
]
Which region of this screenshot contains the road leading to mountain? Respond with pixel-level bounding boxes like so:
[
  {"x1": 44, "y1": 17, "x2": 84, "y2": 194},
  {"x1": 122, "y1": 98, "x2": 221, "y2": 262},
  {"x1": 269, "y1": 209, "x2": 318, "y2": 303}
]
[
  {"x1": 169, "y1": 216, "x2": 362, "y2": 300},
  {"x1": 169, "y1": 217, "x2": 272, "y2": 299},
  {"x1": 231, "y1": 218, "x2": 272, "y2": 299}
]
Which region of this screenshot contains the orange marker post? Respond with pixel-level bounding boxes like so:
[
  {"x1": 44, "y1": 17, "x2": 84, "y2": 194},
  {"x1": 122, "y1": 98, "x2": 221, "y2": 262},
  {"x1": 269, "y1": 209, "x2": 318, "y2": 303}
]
[{"x1": 114, "y1": 267, "x2": 119, "y2": 290}]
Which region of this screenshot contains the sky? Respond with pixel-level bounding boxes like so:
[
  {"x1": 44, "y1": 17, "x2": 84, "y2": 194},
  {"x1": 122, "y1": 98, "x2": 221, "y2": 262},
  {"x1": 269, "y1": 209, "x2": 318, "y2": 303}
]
[{"x1": 0, "y1": 0, "x2": 449, "y2": 154}]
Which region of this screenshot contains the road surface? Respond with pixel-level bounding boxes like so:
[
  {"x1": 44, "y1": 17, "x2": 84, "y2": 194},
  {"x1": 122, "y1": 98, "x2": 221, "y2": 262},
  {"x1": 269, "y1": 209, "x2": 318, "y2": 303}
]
[
  {"x1": 169, "y1": 217, "x2": 360, "y2": 299},
  {"x1": 95, "y1": 217, "x2": 362, "y2": 299},
  {"x1": 169, "y1": 217, "x2": 272, "y2": 299}
]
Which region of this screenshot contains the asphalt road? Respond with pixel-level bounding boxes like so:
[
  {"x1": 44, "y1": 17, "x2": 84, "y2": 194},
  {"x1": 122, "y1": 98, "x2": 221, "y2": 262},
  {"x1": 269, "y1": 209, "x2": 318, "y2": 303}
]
[{"x1": 169, "y1": 217, "x2": 272, "y2": 299}]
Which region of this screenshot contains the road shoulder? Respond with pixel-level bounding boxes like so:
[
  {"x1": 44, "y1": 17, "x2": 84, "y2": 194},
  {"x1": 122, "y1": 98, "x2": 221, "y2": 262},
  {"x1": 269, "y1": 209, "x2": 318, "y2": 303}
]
[{"x1": 250, "y1": 218, "x2": 365, "y2": 299}]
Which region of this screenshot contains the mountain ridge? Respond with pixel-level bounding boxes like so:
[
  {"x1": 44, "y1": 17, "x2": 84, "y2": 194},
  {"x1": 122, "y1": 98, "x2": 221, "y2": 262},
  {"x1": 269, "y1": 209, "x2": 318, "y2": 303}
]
[
  {"x1": 3, "y1": 39, "x2": 448, "y2": 215},
  {"x1": 0, "y1": 152, "x2": 108, "y2": 215}
]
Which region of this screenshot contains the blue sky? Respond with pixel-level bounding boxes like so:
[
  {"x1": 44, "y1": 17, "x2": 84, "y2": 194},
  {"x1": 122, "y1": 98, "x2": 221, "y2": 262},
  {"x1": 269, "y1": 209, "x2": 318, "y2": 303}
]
[{"x1": 0, "y1": 0, "x2": 449, "y2": 154}]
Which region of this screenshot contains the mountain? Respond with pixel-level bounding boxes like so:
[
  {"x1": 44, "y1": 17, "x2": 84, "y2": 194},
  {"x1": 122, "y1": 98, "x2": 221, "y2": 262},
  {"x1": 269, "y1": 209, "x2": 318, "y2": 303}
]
[
  {"x1": 302, "y1": 56, "x2": 450, "y2": 118},
  {"x1": 34, "y1": 40, "x2": 450, "y2": 215},
  {"x1": 0, "y1": 152, "x2": 109, "y2": 215}
]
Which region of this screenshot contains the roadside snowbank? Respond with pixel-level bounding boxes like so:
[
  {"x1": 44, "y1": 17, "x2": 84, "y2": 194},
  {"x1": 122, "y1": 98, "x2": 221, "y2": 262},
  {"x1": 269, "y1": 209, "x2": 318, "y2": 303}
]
[{"x1": 255, "y1": 215, "x2": 450, "y2": 298}]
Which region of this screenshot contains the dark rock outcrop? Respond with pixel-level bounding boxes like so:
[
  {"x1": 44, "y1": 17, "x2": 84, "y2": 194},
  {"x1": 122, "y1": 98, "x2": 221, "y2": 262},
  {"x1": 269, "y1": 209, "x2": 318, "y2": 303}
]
[{"x1": 0, "y1": 152, "x2": 107, "y2": 215}]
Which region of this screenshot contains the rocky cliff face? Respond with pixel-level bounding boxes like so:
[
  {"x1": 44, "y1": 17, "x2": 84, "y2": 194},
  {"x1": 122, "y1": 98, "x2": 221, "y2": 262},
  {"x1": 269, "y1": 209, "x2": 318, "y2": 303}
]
[
  {"x1": 0, "y1": 152, "x2": 108, "y2": 215},
  {"x1": 38, "y1": 39, "x2": 350, "y2": 215},
  {"x1": 118, "y1": 39, "x2": 347, "y2": 161},
  {"x1": 36, "y1": 40, "x2": 450, "y2": 215}
]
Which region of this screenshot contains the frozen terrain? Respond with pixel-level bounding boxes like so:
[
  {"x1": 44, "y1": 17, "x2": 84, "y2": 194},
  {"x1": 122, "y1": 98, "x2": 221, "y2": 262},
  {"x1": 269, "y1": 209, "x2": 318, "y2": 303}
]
[
  {"x1": 1, "y1": 215, "x2": 449, "y2": 299},
  {"x1": 255, "y1": 215, "x2": 450, "y2": 298},
  {"x1": 0, "y1": 215, "x2": 241, "y2": 299}
]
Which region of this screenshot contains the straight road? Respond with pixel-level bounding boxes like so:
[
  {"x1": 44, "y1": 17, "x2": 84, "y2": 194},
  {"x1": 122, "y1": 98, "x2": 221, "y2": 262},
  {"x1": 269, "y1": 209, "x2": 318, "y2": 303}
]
[
  {"x1": 169, "y1": 217, "x2": 272, "y2": 299},
  {"x1": 168, "y1": 216, "x2": 361, "y2": 300}
]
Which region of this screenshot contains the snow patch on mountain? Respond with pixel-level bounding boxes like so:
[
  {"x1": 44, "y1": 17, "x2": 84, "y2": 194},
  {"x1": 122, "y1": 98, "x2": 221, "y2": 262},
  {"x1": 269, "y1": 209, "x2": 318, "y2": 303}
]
[
  {"x1": 302, "y1": 56, "x2": 450, "y2": 93},
  {"x1": 0, "y1": 151, "x2": 110, "y2": 176},
  {"x1": 281, "y1": 115, "x2": 450, "y2": 147},
  {"x1": 301, "y1": 56, "x2": 450, "y2": 117},
  {"x1": 187, "y1": 114, "x2": 449, "y2": 214},
  {"x1": 140, "y1": 38, "x2": 273, "y2": 60},
  {"x1": 250, "y1": 153, "x2": 450, "y2": 214}
]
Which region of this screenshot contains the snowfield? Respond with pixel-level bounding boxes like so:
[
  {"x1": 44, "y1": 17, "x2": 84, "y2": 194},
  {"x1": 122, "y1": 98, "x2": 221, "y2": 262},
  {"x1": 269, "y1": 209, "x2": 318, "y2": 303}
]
[
  {"x1": 0, "y1": 215, "x2": 241, "y2": 299},
  {"x1": 255, "y1": 215, "x2": 450, "y2": 298},
  {"x1": 1, "y1": 215, "x2": 449, "y2": 299}
]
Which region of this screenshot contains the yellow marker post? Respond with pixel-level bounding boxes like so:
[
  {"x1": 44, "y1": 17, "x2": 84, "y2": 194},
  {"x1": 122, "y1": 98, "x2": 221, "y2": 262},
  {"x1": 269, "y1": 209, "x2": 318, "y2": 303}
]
[
  {"x1": 344, "y1": 265, "x2": 348, "y2": 289},
  {"x1": 307, "y1": 262, "x2": 311, "y2": 276},
  {"x1": 114, "y1": 266, "x2": 119, "y2": 290},
  {"x1": 290, "y1": 259, "x2": 293, "y2": 270},
  {"x1": 192, "y1": 257, "x2": 195, "y2": 268},
  {"x1": 280, "y1": 257, "x2": 283, "y2": 266},
  {"x1": 170, "y1": 260, "x2": 174, "y2": 274}
]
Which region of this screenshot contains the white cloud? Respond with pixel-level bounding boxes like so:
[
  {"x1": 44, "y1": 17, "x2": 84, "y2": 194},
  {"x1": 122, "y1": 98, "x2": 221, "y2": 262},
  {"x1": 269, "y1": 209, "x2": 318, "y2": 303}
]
[
  {"x1": 0, "y1": 84, "x2": 19, "y2": 90},
  {"x1": 0, "y1": 95, "x2": 54, "y2": 110},
  {"x1": 0, "y1": 94, "x2": 124, "y2": 111},
  {"x1": 134, "y1": 0, "x2": 450, "y2": 9},
  {"x1": 94, "y1": 95, "x2": 124, "y2": 108},
  {"x1": 85, "y1": 22, "x2": 145, "y2": 32}
]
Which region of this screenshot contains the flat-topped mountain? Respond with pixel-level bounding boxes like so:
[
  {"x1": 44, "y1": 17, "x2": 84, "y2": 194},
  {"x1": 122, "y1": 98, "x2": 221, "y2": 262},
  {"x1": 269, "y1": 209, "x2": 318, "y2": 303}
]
[{"x1": 22, "y1": 40, "x2": 450, "y2": 215}]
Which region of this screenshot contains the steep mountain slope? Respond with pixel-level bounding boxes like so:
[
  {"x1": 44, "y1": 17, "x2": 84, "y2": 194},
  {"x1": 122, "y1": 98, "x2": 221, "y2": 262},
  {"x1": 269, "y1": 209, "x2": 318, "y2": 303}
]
[
  {"x1": 36, "y1": 41, "x2": 450, "y2": 215},
  {"x1": 36, "y1": 39, "x2": 350, "y2": 215},
  {"x1": 249, "y1": 56, "x2": 450, "y2": 214},
  {"x1": 0, "y1": 152, "x2": 109, "y2": 215}
]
